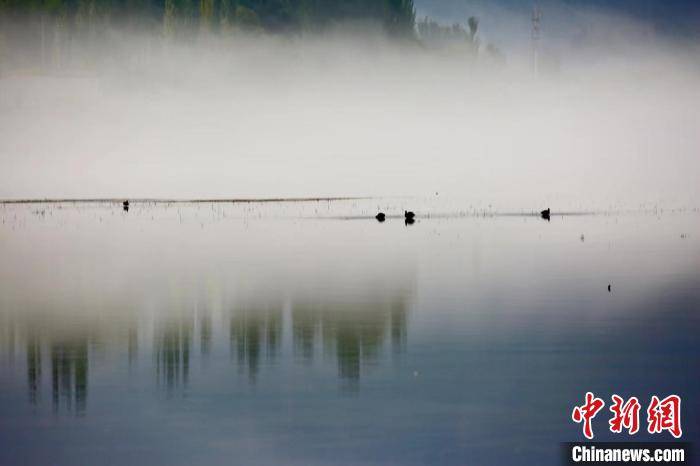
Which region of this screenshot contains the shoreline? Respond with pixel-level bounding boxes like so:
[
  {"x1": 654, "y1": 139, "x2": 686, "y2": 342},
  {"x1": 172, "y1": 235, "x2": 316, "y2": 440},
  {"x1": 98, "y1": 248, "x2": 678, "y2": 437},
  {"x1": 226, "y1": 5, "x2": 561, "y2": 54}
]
[{"x1": 0, "y1": 197, "x2": 371, "y2": 205}]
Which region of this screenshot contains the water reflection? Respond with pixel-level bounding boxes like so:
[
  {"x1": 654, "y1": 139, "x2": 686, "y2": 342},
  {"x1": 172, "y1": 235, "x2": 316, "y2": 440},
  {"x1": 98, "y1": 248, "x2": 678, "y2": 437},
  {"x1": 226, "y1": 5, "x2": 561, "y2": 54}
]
[
  {"x1": 1, "y1": 279, "x2": 412, "y2": 410},
  {"x1": 18, "y1": 333, "x2": 90, "y2": 414},
  {"x1": 26, "y1": 335, "x2": 41, "y2": 405},
  {"x1": 128, "y1": 325, "x2": 138, "y2": 367},
  {"x1": 2, "y1": 316, "x2": 16, "y2": 364},
  {"x1": 229, "y1": 304, "x2": 283, "y2": 383},
  {"x1": 199, "y1": 311, "x2": 212, "y2": 357},
  {"x1": 292, "y1": 291, "x2": 409, "y2": 390},
  {"x1": 155, "y1": 317, "x2": 193, "y2": 392},
  {"x1": 50, "y1": 338, "x2": 88, "y2": 415},
  {"x1": 0, "y1": 204, "x2": 698, "y2": 465},
  {"x1": 292, "y1": 305, "x2": 320, "y2": 362}
]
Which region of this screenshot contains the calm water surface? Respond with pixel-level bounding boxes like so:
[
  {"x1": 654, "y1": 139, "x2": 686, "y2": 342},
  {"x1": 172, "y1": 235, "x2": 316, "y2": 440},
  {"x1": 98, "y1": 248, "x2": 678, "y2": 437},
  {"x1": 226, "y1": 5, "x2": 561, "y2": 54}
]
[{"x1": 1, "y1": 201, "x2": 698, "y2": 465}]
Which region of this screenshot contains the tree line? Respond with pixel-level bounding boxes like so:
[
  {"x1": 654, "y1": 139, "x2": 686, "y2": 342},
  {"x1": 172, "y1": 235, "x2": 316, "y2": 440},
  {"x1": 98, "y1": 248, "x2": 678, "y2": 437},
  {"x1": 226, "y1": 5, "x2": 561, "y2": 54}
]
[{"x1": 0, "y1": 0, "x2": 416, "y2": 36}]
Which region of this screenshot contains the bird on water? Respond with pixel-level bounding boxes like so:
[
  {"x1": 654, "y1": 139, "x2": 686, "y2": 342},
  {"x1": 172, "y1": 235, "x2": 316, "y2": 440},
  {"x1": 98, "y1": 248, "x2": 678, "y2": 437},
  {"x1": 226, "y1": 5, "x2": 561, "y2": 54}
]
[
  {"x1": 375, "y1": 212, "x2": 386, "y2": 222},
  {"x1": 123, "y1": 200, "x2": 129, "y2": 208},
  {"x1": 404, "y1": 210, "x2": 415, "y2": 219},
  {"x1": 540, "y1": 208, "x2": 550, "y2": 220}
]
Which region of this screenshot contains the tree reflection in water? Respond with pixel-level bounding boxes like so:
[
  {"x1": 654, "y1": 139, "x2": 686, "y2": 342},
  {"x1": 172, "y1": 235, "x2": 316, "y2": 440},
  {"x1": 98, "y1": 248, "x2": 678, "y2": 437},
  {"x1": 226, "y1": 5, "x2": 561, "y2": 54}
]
[
  {"x1": 155, "y1": 318, "x2": 193, "y2": 392},
  {"x1": 229, "y1": 304, "x2": 283, "y2": 383},
  {"x1": 0, "y1": 279, "x2": 412, "y2": 413},
  {"x1": 26, "y1": 335, "x2": 41, "y2": 405},
  {"x1": 199, "y1": 310, "x2": 212, "y2": 357},
  {"x1": 292, "y1": 289, "x2": 409, "y2": 391},
  {"x1": 50, "y1": 339, "x2": 88, "y2": 415}
]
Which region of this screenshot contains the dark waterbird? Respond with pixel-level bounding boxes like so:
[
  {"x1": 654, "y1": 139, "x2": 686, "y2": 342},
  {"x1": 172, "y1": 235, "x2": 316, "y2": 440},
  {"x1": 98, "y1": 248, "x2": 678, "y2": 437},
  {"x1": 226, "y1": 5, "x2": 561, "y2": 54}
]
[
  {"x1": 123, "y1": 200, "x2": 129, "y2": 212},
  {"x1": 375, "y1": 212, "x2": 386, "y2": 222},
  {"x1": 540, "y1": 208, "x2": 550, "y2": 221},
  {"x1": 404, "y1": 210, "x2": 415, "y2": 220}
]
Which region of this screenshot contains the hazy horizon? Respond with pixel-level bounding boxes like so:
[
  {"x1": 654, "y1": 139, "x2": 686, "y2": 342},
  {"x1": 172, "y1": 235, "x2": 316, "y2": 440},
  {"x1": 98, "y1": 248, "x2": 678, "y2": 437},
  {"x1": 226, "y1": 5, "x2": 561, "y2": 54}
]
[{"x1": 1, "y1": 2, "x2": 699, "y2": 211}]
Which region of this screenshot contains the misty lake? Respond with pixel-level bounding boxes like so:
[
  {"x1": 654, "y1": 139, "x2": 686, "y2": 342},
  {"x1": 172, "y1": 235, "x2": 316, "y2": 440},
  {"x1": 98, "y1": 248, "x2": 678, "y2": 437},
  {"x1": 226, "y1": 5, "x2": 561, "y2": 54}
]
[{"x1": 1, "y1": 200, "x2": 698, "y2": 465}]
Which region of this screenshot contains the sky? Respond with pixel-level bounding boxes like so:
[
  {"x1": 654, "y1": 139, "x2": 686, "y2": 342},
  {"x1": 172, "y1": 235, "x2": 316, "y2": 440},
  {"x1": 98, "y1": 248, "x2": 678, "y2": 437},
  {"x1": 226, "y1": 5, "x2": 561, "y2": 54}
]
[
  {"x1": 416, "y1": 0, "x2": 700, "y2": 37},
  {"x1": 415, "y1": 0, "x2": 700, "y2": 57}
]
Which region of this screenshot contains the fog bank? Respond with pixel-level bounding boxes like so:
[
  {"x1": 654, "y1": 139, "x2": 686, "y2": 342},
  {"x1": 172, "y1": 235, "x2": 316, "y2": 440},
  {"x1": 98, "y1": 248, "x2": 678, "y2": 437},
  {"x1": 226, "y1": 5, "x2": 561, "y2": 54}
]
[{"x1": 1, "y1": 25, "x2": 699, "y2": 211}]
